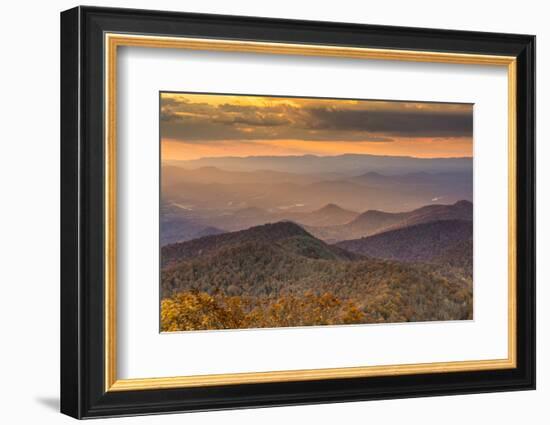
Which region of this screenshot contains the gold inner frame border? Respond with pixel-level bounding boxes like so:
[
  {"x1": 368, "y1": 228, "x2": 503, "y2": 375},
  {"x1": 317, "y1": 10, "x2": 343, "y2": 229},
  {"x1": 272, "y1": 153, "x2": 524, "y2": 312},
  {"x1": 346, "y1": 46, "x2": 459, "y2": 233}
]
[{"x1": 104, "y1": 33, "x2": 517, "y2": 392}]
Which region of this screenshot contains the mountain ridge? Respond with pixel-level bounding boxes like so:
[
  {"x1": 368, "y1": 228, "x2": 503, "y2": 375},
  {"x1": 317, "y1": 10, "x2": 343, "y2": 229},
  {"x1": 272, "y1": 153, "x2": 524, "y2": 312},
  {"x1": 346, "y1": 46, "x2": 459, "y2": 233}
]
[
  {"x1": 335, "y1": 219, "x2": 473, "y2": 263},
  {"x1": 161, "y1": 221, "x2": 358, "y2": 268},
  {"x1": 167, "y1": 153, "x2": 473, "y2": 175},
  {"x1": 307, "y1": 200, "x2": 472, "y2": 243}
]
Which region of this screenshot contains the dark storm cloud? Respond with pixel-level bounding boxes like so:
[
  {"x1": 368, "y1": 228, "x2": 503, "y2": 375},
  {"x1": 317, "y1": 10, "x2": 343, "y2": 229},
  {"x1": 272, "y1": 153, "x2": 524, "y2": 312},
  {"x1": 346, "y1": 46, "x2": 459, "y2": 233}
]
[
  {"x1": 307, "y1": 107, "x2": 473, "y2": 137},
  {"x1": 160, "y1": 95, "x2": 472, "y2": 142}
]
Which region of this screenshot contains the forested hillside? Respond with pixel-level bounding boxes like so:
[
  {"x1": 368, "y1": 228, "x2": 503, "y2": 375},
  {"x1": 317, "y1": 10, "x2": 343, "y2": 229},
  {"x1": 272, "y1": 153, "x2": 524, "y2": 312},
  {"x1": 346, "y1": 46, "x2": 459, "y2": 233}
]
[
  {"x1": 336, "y1": 219, "x2": 472, "y2": 263},
  {"x1": 161, "y1": 221, "x2": 472, "y2": 331}
]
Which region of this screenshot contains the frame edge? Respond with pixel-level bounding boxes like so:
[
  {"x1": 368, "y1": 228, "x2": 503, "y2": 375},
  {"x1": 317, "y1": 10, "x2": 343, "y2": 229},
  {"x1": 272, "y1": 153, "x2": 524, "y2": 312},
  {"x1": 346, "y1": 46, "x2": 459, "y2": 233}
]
[
  {"x1": 60, "y1": 6, "x2": 83, "y2": 420},
  {"x1": 62, "y1": 6, "x2": 536, "y2": 418}
]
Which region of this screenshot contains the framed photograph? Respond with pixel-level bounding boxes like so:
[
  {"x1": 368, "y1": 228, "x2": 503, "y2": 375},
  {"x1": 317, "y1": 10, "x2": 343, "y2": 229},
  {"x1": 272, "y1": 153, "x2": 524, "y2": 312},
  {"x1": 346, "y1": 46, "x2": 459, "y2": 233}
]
[{"x1": 60, "y1": 6, "x2": 535, "y2": 419}]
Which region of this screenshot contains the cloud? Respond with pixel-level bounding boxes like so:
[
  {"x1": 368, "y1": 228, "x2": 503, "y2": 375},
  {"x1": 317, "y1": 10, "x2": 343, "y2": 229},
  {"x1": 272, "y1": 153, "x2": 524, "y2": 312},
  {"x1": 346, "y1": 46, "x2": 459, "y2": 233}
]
[
  {"x1": 307, "y1": 107, "x2": 473, "y2": 137},
  {"x1": 160, "y1": 94, "x2": 472, "y2": 143}
]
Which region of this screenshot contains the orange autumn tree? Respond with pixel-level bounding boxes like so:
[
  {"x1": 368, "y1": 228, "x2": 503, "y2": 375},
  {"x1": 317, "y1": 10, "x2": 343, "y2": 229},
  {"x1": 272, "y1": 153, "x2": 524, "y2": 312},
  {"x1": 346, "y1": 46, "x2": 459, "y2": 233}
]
[{"x1": 160, "y1": 291, "x2": 366, "y2": 332}]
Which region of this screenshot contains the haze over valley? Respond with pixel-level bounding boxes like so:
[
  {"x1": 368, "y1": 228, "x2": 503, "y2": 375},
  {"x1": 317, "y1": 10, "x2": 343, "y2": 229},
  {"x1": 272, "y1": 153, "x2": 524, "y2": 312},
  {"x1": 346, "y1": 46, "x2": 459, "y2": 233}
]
[{"x1": 161, "y1": 154, "x2": 472, "y2": 244}]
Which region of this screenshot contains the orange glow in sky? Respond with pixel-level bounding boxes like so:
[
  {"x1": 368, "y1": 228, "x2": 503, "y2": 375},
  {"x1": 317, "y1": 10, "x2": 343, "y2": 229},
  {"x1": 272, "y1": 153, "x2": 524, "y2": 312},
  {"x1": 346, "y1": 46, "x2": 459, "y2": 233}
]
[{"x1": 160, "y1": 93, "x2": 473, "y2": 160}]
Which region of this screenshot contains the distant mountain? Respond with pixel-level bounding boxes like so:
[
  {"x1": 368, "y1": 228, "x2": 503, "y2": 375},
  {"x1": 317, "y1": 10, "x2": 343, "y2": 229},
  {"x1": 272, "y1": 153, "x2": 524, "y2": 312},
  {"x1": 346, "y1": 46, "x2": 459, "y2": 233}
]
[
  {"x1": 353, "y1": 171, "x2": 433, "y2": 185},
  {"x1": 162, "y1": 162, "x2": 472, "y2": 213},
  {"x1": 307, "y1": 200, "x2": 472, "y2": 243},
  {"x1": 160, "y1": 216, "x2": 224, "y2": 246},
  {"x1": 292, "y1": 203, "x2": 359, "y2": 227},
  {"x1": 307, "y1": 210, "x2": 407, "y2": 243},
  {"x1": 168, "y1": 154, "x2": 473, "y2": 176},
  {"x1": 162, "y1": 165, "x2": 331, "y2": 187},
  {"x1": 350, "y1": 199, "x2": 473, "y2": 233},
  {"x1": 169, "y1": 202, "x2": 359, "y2": 234},
  {"x1": 351, "y1": 171, "x2": 472, "y2": 196},
  {"x1": 160, "y1": 202, "x2": 225, "y2": 245},
  {"x1": 336, "y1": 219, "x2": 472, "y2": 263}
]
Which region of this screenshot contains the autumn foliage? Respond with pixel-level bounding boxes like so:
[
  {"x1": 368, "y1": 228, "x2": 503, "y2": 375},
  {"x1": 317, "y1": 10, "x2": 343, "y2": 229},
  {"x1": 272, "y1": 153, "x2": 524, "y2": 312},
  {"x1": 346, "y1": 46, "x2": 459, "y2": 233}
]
[{"x1": 161, "y1": 291, "x2": 366, "y2": 331}]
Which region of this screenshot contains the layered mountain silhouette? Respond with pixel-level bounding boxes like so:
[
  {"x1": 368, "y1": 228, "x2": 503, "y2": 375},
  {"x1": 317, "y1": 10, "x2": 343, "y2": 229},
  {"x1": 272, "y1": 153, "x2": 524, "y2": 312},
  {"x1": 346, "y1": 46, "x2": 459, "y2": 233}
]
[
  {"x1": 163, "y1": 202, "x2": 360, "y2": 236},
  {"x1": 307, "y1": 200, "x2": 472, "y2": 243},
  {"x1": 160, "y1": 220, "x2": 224, "y2": 246},
  {"x1": 168, "y1": 153, "x2": 472, "y2": 175},
  {"x1": 162, "y1": 165, "x2": 326, "y2": 187},
  {"x1": 351, "y1": 170, "x2": 472, "y2": 187},
  {"x1": 162, "y1": 159, "x2": 472, "y2": 214},
  {"x1": 160, "y1": 202, "x2": 224, "y2": 245}
]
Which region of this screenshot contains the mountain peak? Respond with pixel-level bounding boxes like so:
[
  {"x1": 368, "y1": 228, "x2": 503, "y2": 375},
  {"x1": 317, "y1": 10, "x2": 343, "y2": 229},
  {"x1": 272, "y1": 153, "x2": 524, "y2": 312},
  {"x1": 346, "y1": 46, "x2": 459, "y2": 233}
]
[
  {"x1": 256, "y1": 220, "x2": 310, "y2": 237},
  {"x1": 303, "y1": 204, "x2": 358, "y2": 227},
  {"x1": 318, "y1": 203, "x2": 345, "y2": 212},
  {"x1": 453, "y1": 200, "x2": 473, "y2": 208},
  {"x1": 354, "y1": 208, "x2": 398, "y2": 220},
  {"x1": 161, "y1": 220, "x2": 344, "y2": 268}
]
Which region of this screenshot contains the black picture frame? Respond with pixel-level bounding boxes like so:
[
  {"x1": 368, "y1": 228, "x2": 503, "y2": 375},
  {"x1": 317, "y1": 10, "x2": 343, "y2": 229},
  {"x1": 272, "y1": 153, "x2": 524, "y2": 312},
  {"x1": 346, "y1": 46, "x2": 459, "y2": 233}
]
[{"x1": 61, "y1": 5, "x2": 535, "y2": 419}]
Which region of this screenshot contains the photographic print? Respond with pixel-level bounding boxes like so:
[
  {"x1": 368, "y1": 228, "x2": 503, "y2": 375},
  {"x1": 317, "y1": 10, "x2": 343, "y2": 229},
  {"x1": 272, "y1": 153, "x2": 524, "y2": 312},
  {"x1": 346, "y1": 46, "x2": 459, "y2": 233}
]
[{"x1": 160, "y1": 92, "x2": 474, "y2": 332}]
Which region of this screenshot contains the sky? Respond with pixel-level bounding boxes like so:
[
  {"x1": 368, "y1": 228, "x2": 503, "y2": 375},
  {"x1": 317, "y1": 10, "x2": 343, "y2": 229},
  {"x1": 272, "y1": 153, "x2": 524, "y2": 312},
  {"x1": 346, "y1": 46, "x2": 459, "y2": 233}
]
[{"x1": 160, "y1": 92, "x2": 473, "y2": 161}]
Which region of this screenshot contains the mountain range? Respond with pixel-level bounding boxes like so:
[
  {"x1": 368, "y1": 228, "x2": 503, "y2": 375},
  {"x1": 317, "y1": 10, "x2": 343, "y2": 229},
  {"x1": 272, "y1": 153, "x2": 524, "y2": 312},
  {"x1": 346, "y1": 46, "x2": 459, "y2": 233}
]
[
  {"x1": 161, "y1": 221, "x2": 473, "y2": 323},
  {"x1": 167, "y1": 153, "x2": 472, "y2": 175},
  {"x1": 305, "y1": 200, "x2": 472, "y2": 242},
  {"x1": 162, "y1": 161, "x2": 472, "y2": 213},
  {"x1": 161, "y1": 198, "x2": 472, "y2": 246},
  {"x1": 160, "y1": 153, "x2": 474, "y2": 329},
  {"x1": 161, "y1": 159, "x2": 472, "y2": 244}
]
